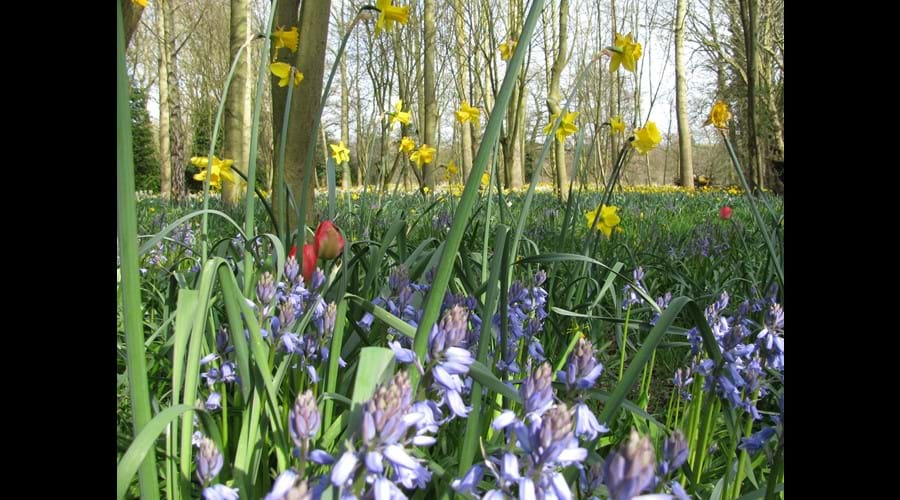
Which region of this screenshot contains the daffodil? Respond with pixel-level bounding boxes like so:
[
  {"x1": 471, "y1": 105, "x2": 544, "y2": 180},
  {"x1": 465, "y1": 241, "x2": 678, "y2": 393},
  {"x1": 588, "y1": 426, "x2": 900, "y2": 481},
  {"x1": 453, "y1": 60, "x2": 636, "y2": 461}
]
[
  {"x1": 610, "y1": 116, "x2": 626, "y2": 135},
  {"x1": 191, "y1": 156, "x2": 236, "y2": 190},
  {"x1": 609, "y1": 32, "x2": 642, "y2": 73},
  {"x1": 445, "y1": 160, "x2": 459, "y2": 180},
  {"x1": 391, "y1": 100, "x2": 411, "y2": 126},
  {"x1": 399, "y1": 136, "x2": 416, "y2": 153},
  {"x1": 410, "y1": 144, "x2": 436, "y2": 168},
  {"x1": 481, "y1": 172, "x2": 491, "y2": 188},
  {"x1": 543, "y1": 111, "x2": 579, "y2": 143},
  {"x1": 272, "y1": 26, "x2": 299, "y2": 53},
  {"x1": 423, "y1": 186, "x2": 431, "y2": 194},
  {"x1": 270, "y1": 62, "x2": 303, "y2": 88},
  {"x1": 631, "y1": 121, "x2": 662, "y2": 154},
  {"x1": 375, "y1": 0, "x2": 410, "y2": 35},
  {"x1": 132, "y1": 0, "x2": 148, "y2": 7},
  {"x1": 499, "y1": 39, "x2": 517, "y2": 61},
  {"x1": 330, "y1": 141, "x2": 350, "y2": 165},
  {"x1": 704, "y1": 101, "x2": 732, "y2": 129},
  {"x1": 455, "y1": 102, "x2": 481, "y2": 124},
  {"x1": 585, "y1": 204, "x2": 621, "y2": 237}
]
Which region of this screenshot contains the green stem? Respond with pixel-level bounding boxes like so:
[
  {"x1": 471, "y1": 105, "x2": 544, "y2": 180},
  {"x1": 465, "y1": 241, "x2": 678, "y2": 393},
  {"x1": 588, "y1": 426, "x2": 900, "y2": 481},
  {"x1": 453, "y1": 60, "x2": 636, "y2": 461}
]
[
  {"x1": 721, "y1": 133, "x2": 784, "y2": 288},
  {"x1": 410, "y1": 0, "x2": 548, "y2": 392},
  {"x1": 618, "y1": 304, "x2": 632, "y2": 381},
  {"x1": 117, "y1": 3, "x2": 160, "y2": 498},
  {"x1": 242, "y1": 0, "x2": 280, "y2": 295}
]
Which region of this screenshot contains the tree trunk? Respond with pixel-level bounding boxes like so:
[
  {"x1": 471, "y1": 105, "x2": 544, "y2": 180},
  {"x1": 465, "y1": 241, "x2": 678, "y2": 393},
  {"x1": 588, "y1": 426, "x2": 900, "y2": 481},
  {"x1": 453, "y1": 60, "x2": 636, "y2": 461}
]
[
  {"x1": 675, "y1": 0, "x2": 694, "y2": 189},
  {"x1": 339, "y1": 44, "x2": 352, "y2": 188},
  {"x1": 422, "y1": 0, "x2": 438, "y2": 189},
  {"x1": 547, "y1": 0, "x2": 570, "y2": 202},
  {"x1": 453, "y1": 0, "x2": 473, "y2": 184},
  {"x1": 242, "y1": 2, "x2": 254, "y2": 191},
  {"x1": 271, "y1": 0, "x2": 332, "y2": 233},
  {"x1": 157, "y1": 1, "x2": 171, "y2": 199},
  {"x1": 222, "y1": 0, "x2": 248, "y2": 206},
  {"x1": 163, "y1": 0, "x2": 186, "y2": 201},
  {"x1": 739, "y1": 0, "x2": 763, "y2": 191},
  {"x1": 121, "y1": 0, "x2": 144, "y2": 49}
]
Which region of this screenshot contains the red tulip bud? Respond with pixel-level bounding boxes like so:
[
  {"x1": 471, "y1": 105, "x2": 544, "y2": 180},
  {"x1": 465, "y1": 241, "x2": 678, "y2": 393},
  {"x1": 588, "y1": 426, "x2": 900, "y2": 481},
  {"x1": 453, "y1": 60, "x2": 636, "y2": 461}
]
[
  {"x1": 288, "y1": 244, "x2": 298, "y2": 259},
  {"x1": 314, "y1": 220, "x2": 345, "y2": 260},
  {"x1": 302, "y1": 244, "x2": 317, "y2": 285},
  {"x1": 719, "y1": 206, "x2": 733, "y2": 220}
]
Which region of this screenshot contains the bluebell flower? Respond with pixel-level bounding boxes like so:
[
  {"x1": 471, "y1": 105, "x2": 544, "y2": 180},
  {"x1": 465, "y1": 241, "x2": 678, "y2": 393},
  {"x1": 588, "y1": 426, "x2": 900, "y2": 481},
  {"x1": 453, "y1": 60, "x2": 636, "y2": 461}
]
[
  {"x1": 738, "y1": 426, "x2": 776, "y2": 454},
  {"x1": 205, "y1": 392, "x2": 222, "y2": 411},
  {"x1": 659, "y1": 431, "x2": 688, "y2": 476},
  {"x1": 328, "y1": 371, "x2": 436, "y2": 497},
  {"x1": 456, "y1": 403, "x2": 587, "y2": 499},
  {"x1": 290, "y1": 389, "x2": 321, "y2": 449},
  {"x1": 603, "y1": 430, "x2": 656, "y2": 500},
  {"x1": 264, "y1": 469, "x2": 311, "y2": 500},
  {"x1": 195, "y1": 436, "x2": 223, "y2": 485},
  {"x1": 623, "y1": 267, "x2": 648, "y2": 309},
  {"x1": 557, "y1": 338, "x2": 608, "y2": 440},
  {"x1": 203, "y1": 484, "x2": 240, "y2": 500}
]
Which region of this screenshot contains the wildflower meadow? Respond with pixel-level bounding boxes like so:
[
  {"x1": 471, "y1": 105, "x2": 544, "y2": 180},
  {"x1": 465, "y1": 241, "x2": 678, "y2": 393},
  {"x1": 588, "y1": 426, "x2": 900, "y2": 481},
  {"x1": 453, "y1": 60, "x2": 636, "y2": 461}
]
[{"x1": 117, "y1": 1, "x2": 784, "y2": 499}]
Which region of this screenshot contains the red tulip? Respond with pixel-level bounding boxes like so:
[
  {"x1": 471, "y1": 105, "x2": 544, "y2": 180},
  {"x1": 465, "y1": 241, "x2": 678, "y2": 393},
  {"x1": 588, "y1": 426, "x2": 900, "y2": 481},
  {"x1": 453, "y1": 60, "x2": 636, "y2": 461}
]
[
  {"x1": 314, "y1": 220, "x2": 345, "y2": 260},
  {"x1": 720, "y1": 206, "x2": 733, "y2": 220},
  {"x1": 288, "y1": 244, "x2": 298, "y2": 260},
  {"x1": 302, "y1": 244, "x2": 317, "y2": 285}
]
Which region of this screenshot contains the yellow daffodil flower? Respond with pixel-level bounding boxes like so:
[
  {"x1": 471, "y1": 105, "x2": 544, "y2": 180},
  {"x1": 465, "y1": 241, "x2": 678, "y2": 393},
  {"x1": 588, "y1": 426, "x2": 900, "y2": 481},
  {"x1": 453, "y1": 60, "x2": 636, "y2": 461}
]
[
  {"x1": 585, "y1": 204, "x2": 621, "y2": 237},
  {"x1": 375, "y1": 0, "x2": 410, "y2": 35},
  {"x1": 272, "y1": 26, "x2": 299, "y2": 53},
  {"x1": 704, "y1": 101, "x2": 732, "y2": 129},
  {"x1": 543, "y1": 111, "x2": 579, "y2": 143},
  {"x1": 499, "y1": 39, "x2": 517, "y2": 61},
  {"x1": 445, "y1": 160, "x2": 459, "y2": 180},
  {"x1": 391, "y1": 100, "x2": 411, "y2": 126},
  {"x1": 132, "y1": 0, "x2": 148, "y2": 7},
  {"x1": 399, "y1": 136, "x2": 416, "y2": 153},
  {"x1": 410, "y1": 144, "x2": 436, "y2": 168},
  {"x1": 481, "y1": 172, "x2": 491, "y2": 187},
  {"x1": 330, "y1": 141, "x2": 350, "y2": 165},
  {"x1": 191, "y1": 156, "x2": 236, "y2": 190},
  {"x1": 609, "y1": 32, "x2": 642, "y2": 73},
  {"x1": 631, "y1": 121, "x2": 662, "y2": 154},
  {"x1": 270, "y1": 62, "x2": 303, "y2": 88},
  {"x1": 610, "y1": 116, "x2": 626, "y2": 135},
  {"x1": 455, "y1": 102, "x2": 481, "y2": 124}
]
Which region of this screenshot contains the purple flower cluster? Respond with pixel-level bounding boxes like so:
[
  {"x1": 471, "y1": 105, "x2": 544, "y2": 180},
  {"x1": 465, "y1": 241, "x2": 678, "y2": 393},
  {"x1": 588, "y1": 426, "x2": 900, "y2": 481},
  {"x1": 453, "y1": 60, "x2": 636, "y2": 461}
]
[
  {"x1": 324, "y1": 371, "x2": 438, "y2": 499},
  {"x1": 200, "y1": 351, "x2": 238, "y2": 412},
  {"x1": 622, "y1": 267, "x2": 648, "y2": 309},
  {"x1": 454, "y1": 363, "x2": 588, "y2": 500},
  {"x1": 257, "y1": 257, "x2": 339, "y2": 382},
  {"x1": 557, "y1": 338, "x2": 608, "y2": 440},
  {"x1": 495, "y1": 271, "x2": 550, "y2": 374},
  {"x1": 685, "y1": 290, "x2": 784, "y2": 420}
]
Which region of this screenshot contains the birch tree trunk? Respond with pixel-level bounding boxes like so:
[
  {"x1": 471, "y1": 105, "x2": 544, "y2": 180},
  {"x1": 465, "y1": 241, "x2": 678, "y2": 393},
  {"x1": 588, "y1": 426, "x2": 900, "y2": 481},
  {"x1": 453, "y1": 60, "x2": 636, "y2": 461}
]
[
  {"x1": 547, "y1": 0, "x2": 570, "y2": 202},
  {"x1": 157, "y1": 1, "x2": 171, "y2": 199},
  {"x1": 422, "y1": 0, "x2": 438, "y2": 189},
  {"x1": 163, "y1": 0, "x2": 186, "y2": 201},
  {"x1": 222, "y1": 0, "x2": 248, "y2": 206},
  {"x1": 675, "y1": 0, "x2": 694, "y2": 189}
]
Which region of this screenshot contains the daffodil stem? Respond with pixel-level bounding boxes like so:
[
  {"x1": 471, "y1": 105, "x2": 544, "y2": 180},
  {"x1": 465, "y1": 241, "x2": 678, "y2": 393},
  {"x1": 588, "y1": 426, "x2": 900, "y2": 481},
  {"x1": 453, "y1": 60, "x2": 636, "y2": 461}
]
[
  {"x1": 721, "y1": 133, "x2": 784, "y2": 288},
  {"x1": 243, "y1": 0, "x2": 280, "y2": 295},
  {"x1": 275, "y1": 71, "x2": 296, "y2": 246},
  {"x1": 200, "y1": 36, "x2": 262, "y2": 263}
]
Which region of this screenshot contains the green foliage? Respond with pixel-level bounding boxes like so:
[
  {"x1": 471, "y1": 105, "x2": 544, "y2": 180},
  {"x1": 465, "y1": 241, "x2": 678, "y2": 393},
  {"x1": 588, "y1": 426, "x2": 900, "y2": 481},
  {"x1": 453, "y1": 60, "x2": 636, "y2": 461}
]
[{"x1": 130, "y1": 82, "x2": 160, "y2": 193}]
